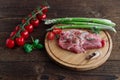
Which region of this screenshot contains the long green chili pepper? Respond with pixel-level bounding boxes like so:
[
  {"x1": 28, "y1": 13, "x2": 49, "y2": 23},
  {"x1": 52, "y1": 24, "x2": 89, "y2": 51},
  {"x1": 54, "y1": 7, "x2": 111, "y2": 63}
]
[{"x1": 45, "y1": 18, "x2": 116, "y2": 27}]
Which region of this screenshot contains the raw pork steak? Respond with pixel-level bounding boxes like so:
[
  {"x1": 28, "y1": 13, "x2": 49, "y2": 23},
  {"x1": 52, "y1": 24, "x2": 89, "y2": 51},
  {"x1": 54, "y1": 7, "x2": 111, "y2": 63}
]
[{"x1": 58, "y1": 29, "x2": 104, "y2": 53}]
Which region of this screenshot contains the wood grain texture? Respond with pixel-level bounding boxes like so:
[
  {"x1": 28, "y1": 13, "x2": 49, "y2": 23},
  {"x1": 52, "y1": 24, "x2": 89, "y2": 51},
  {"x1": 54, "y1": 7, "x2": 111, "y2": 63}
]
[{"x1": 0, "y1": 0, "x2": 120, "y2": 79}]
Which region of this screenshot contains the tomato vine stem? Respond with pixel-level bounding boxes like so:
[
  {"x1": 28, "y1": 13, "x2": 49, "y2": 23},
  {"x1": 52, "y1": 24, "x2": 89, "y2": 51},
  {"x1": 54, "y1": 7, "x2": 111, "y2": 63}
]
[{"x1": 11, "y1": 6, "x2": 50, "y2": 39}]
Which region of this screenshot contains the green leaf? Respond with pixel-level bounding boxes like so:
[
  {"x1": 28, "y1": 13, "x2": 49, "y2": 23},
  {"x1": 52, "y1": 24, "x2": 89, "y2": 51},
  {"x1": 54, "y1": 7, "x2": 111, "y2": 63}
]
[
  {"x1": 24, "y1": 44, "x2": 33, "y2": 53},
  {"x1": 33, "y1": 39, "x2": 39, "y2": 47},
  {"x1": 36, "y1": 44, "x2": 44, "y2": 49}
]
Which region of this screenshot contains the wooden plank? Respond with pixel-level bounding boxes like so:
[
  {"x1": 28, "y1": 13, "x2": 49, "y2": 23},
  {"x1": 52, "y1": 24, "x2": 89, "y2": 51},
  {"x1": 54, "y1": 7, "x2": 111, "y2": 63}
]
[
  {"x1": 0, "y1": 61, "x2": 119, "y2": 80},
  {"x1": 0, "y1": 61, "x2": 120, "y2": 75},
  {"x1": 0, "y1": 74, "x2": 118, "y2": 80},
  {"x1": 0, "y1": 0, "x2": 41, "y2": 17},
  {"x1": 0, "y1": 19, "x2": 21, "y2": 32},
  {"x1": 43, "y1": 60, "x2": 120, "y2": 75},
  {"x1": 0, "y1": 0, "x2": 119, "y2": 18}
]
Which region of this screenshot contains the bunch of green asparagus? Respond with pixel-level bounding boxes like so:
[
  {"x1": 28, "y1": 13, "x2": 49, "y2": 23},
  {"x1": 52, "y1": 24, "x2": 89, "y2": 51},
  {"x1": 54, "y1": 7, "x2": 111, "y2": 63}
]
[{"x1": 45, "y1": 17, "x2": 116, "y2": 33}]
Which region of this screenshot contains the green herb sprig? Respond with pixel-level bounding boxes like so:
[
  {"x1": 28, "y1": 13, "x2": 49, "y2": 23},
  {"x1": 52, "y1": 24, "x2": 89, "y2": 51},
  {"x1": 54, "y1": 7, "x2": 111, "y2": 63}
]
[{"x1": 24, "y1": 37, "x2": 43, "y2": 53}]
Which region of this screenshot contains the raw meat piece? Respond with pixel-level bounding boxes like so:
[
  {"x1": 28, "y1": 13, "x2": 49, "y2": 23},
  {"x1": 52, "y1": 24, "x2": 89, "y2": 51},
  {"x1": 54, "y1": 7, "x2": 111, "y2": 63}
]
[{"x1": 58, "y1": 29, "x2": 104, "y2": 53}]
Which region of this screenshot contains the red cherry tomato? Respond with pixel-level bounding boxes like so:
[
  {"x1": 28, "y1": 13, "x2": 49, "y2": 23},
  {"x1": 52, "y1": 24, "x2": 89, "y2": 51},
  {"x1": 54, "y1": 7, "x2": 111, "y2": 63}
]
[
  {"x1": 10, "y1": 31, "x2": 16, "y2": 37},
  {"x1": 40, "y1": 14, "x2": 47, "y2": 20},
  {"x1": 53, "y1": 27, "x2": 62, "y2": 34},
  {"x1": 47, "y1": 32, "x2": 55, "y2": 40},
  {"x1": 22, "y1": 18, "x2": 26, "y2": 23},
  {"x1": 10, "y1": 26, "x2": 21, "y2": 38},
  {"x1": 28, "y1": 14, "x2": 32, "y2": 17},
  {"x1": 41, "y1": 6, "x2": 48, "y2": 13},
  {"x1": 30, "y1": 19, "x2": 40, "y2": 27},
  {"x1": 21, "y1": 30, "x2": 29, "y2": 39},
  {"x1": 14, "y1": 26, "x2": 20, "y2": 32},
  {"x1": 15, "y1": 37, "x2": 25, "y2": 46},
  {"x1": 6, "y1": 38, "x2": 15, "y2": 48},
  {"x1": 101, "y1": 40, "x2": 105, "y2": 47},
  {"x1": 25, "y1": 24, "x2": 34, "y2": 33},
  {"x1": 37, "y1": 13, "x2": 47, "y2": 20}
]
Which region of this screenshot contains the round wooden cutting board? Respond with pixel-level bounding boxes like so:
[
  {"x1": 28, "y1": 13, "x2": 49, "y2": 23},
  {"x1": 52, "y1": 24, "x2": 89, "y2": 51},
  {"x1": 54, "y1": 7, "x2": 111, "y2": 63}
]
[{"x1": 45, "y1": 29, "x2": 112, "y2": 71}]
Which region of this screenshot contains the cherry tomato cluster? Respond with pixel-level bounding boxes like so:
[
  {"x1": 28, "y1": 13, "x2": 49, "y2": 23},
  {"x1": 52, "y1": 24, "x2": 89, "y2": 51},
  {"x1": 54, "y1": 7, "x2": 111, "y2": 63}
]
[
  {"x1": 47, "y1": 27, "x2": 62, "y2": 40},
  {"x1": 6, "y1": 5, "x2": 49, "y2": 49}
]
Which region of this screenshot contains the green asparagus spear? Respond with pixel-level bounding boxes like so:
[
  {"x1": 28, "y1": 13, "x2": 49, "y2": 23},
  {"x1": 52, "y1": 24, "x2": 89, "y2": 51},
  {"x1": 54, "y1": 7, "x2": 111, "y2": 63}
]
[
  {"x1": 47, "y1": 24, "x2": 116, "y2": 33},
  {"x1": 45, "y1": 18, "x2": 116, "y2": 27},
  {"x1": 57, "y1": 22, "x2": 114, "y2": 27}
]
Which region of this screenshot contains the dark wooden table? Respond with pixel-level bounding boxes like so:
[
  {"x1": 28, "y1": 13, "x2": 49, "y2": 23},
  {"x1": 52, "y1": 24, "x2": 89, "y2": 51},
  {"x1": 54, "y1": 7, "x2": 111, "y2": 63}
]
[{"x1": 0, "y1": 0, "x2": 120, "y2": 80}]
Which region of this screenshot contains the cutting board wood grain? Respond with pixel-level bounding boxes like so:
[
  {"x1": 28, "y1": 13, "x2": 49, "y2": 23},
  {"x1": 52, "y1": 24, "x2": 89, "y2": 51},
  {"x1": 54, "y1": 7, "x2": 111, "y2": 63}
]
[{"x1": 45, "y1": 29, "x2": 112, "y2": 71}]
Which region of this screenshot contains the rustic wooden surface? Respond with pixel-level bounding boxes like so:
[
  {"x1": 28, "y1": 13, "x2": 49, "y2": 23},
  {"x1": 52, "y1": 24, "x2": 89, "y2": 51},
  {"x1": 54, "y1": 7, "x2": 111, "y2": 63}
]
[{"x1": 0, "y1": 0, "x2": 120, "y2": 80}]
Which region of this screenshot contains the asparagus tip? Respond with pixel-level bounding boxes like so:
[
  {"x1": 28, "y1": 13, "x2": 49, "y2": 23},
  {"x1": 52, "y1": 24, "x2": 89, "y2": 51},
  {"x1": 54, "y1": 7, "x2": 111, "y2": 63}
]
[
  {"x1": 46, "y1": 28, "x2": 53, "y2": 31},
  {"x1": 108, "y1": 27, "x2": 117, "y2": 33},
  {"x1": 113, "y1": 28, "x2": 117, "y2": 33},
  {"x1": 45, "y1": 19, "x2": 56, "y2": 25}
]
